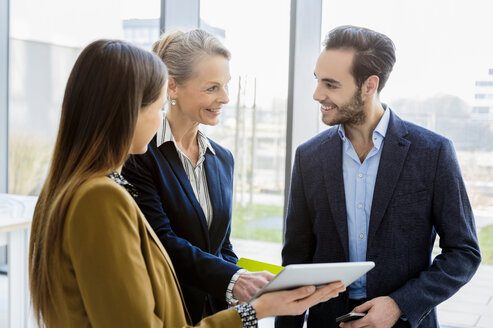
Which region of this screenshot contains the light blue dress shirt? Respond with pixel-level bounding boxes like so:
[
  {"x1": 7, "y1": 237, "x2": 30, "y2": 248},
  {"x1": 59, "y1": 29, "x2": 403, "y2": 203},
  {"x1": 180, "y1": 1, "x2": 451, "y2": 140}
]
[{"x1": 338, "y1": 107, "x2": 390, "y2": 299}]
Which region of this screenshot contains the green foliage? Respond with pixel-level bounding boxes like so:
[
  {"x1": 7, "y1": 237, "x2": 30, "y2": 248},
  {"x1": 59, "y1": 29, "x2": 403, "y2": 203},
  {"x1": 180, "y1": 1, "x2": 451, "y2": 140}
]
[
  {"x1": 479, "y1": 225, "x2": 493, "y2": 265},
  {"x1": 9, "y1": 133, "x2": 53, "y2": 195},
  {"x1": 231, "y1": 203, "x2": 283, "y2": 242}
]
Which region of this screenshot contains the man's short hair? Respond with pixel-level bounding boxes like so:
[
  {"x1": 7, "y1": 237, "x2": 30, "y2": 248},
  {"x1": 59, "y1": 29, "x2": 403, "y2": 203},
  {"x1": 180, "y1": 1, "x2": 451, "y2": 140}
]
[{"x1": 323, "y1": 25, "x2": 396, "y2": 93}]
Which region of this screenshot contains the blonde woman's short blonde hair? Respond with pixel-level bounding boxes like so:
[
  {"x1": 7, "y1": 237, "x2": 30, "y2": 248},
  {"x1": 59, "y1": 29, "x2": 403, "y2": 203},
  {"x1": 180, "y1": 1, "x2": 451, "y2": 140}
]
[{"x1": 152, "y1": 29, "x2": 231, "y2": 85}]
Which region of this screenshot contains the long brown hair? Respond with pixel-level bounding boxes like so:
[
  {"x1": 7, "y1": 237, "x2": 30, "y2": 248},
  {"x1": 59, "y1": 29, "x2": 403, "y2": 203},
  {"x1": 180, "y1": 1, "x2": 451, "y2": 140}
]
[{"x1": 29, "y1": 39, "x2": 167, "y2": 326}]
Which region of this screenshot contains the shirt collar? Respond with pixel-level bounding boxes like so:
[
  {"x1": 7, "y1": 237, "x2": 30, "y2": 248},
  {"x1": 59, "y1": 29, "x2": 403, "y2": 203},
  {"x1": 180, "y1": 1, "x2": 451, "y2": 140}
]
[
  {"x1": 156, "y1": 115, "x2": 216, "y2": 155},
  {"x1": 374, "y1": 104, "x2": 390, "y2": 139},
  {"x1": 337, "y1": 104, "x2": 391, "y2": 146}
]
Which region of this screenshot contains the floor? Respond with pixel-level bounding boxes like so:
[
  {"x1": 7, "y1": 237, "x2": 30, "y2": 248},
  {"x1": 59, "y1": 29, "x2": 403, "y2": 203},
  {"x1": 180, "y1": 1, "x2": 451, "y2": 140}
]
[{"x1": 0, "y1": 239, "x2": 491, "y2": 328}]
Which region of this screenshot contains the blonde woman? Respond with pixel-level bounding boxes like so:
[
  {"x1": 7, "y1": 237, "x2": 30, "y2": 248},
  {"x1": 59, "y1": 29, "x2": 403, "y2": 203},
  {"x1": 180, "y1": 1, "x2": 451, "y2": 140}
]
[
  {"x1": 29, "y1": 39, "x2": 345, "y2": 327},
  {"x1": 122, "y1": 29, "x2": 272, "y2": 323}
]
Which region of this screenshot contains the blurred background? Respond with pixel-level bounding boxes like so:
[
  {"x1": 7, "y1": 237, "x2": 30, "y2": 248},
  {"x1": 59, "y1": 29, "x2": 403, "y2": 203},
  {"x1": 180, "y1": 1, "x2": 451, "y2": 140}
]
[{"x1": 1, "y1": 0, "x2": 493, "y2": 327}]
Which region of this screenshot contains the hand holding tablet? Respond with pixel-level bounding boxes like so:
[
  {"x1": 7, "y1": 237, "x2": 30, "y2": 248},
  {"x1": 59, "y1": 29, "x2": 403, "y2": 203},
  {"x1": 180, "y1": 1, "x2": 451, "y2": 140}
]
[
  {"x1": 249, "y1": 261, "x2": 375, "y2": 301},
  {"x1": 251, "y1": 282, "x2": 346, "y2": 320},
  {"x1": 244, "y1": 261, "x2": 375, "y2": 321}
]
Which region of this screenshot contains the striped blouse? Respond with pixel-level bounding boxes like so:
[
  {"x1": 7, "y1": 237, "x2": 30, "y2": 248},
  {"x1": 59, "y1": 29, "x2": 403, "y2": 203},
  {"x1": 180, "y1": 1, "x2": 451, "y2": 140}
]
[{"x1": 156, "y1": 116, "x2": 214, "y2": 228}]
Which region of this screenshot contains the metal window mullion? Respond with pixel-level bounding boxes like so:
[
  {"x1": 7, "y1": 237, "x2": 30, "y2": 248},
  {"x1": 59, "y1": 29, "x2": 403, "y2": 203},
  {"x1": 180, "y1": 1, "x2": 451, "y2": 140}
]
[
  {"x1": 284, "y1": 0, "x2": 322, "y2": 222},
  {"x1": 0, "y1": 0, "x2": 9, "y2": 194}
]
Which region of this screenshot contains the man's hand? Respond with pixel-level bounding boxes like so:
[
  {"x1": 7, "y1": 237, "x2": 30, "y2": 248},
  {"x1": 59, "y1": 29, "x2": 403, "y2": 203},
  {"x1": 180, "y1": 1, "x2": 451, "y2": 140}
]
[
  {"x1": 340, "y1": 296, "x2": 402, "y2": 328},
  {"x1": 232, "y1": 271, "x2": 274, "y2": 303}
]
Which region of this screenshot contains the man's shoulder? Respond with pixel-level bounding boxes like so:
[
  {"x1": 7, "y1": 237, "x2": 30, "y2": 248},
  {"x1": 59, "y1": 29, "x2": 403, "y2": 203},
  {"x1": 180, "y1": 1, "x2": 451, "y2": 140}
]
[
  {"x1": 297, "y1": 126, "x2": 339, "y2": 152},
  {"x1": 391, "y1": 111, "x2": 449, "y2": 147}
]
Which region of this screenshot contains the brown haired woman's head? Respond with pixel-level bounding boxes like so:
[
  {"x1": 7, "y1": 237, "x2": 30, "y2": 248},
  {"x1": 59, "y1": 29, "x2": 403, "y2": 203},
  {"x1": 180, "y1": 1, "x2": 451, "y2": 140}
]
[
  {"x1": 152, "y1": 29, "x2": 230, "y2": 126},
  {"x1": 29, "y1": 39, "x2": 167, "y2": 326},
  {"x1": 58, "y1": 39, "x2": 167, "y2": 173}
]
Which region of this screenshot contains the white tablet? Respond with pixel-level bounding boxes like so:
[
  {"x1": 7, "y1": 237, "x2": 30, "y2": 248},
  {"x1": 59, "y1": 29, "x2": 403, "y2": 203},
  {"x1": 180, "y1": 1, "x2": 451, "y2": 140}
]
[{"x1": 250, "y1": 261, "x2": 375, "y2": 301}]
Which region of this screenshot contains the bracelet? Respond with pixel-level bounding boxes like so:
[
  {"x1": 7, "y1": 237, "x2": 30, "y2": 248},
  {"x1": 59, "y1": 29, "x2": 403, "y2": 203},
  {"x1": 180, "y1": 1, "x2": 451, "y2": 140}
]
[
  {"x1": 234, "y1": 303, "x2": 258, "y2": 328},
  {"x1": 226, "y1": 269, "x2": 247, "y2": 305}
]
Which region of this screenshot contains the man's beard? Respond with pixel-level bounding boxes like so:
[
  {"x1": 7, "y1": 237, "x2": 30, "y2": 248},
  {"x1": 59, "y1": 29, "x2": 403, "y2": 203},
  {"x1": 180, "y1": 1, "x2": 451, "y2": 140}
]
[{"x1": 323, "y1": 87, "x2": 366, "y2": 126}]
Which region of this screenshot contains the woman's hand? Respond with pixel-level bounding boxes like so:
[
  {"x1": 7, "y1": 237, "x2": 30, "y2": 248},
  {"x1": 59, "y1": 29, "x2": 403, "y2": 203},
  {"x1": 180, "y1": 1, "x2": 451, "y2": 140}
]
[{"x1": 251, "y1": 281, "x2": 346, "y2": 319}]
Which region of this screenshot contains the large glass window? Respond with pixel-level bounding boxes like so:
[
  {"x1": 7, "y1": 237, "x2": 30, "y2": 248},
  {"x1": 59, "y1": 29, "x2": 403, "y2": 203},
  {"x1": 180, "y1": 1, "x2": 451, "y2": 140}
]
[
  {"x1": 200, "y1": 0, "x2": 290, "y2": 249},
  {"x1": 321, "y1": 1, "x2": 493, "y2": 327},
  {"x1": 8, "y1": 0, "x2": 160, "y2": 196},
  {"x1": 2, "y1": 1, "x2": 160, "y2": 326}
]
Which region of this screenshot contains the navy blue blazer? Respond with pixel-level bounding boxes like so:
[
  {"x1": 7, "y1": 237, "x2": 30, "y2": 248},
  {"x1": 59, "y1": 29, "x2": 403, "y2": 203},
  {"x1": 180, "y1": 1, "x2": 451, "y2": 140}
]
[
  {"x1": 275, "y1": 110, "x2": 481, "y2": 328},
  {"x1": 122, "y1": 136, "x2": 240, "y2": 324}
]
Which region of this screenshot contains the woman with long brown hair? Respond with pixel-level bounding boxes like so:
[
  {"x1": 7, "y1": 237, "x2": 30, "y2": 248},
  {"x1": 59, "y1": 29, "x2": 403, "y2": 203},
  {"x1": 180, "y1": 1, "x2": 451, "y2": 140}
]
[{"x1": 28, "y1": 39, "x2": 345, "y2": 327}]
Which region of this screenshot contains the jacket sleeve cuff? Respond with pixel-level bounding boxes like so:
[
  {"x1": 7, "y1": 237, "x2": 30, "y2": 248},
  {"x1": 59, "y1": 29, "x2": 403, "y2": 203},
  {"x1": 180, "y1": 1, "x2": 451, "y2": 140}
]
[{"x1": 389, "y1": 290, "x2": 431, "y2": 328}]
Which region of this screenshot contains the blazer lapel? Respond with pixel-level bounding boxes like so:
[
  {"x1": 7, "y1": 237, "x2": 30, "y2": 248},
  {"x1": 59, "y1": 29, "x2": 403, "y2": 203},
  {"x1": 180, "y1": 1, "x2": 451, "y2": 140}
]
[
  {"x1": 203, "y1": 150, "x2": 224, "y2": 245},
  {"x1": 368, "y1": 111, "x2": 410, "y2": 247},
  {"x1": 320, "y1": 129, "x2": 350, "y2": 260},
  {"x1": 157, "y1": 142, "x2": 210, "y2": 245}
]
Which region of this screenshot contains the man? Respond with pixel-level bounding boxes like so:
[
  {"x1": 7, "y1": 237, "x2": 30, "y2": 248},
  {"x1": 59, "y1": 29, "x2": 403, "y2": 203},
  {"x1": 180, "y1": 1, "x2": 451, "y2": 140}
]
[{"x1": 275, "y1": 25, "x2": 481, "y2": 328}]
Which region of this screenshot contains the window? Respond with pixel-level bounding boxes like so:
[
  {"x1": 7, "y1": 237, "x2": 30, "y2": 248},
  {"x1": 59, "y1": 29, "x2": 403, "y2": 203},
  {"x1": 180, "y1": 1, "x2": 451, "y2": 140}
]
[
  {"x1": 2, "y1": 1, "x2": 160, "y2": 326},
  {"x1": 200, "y1": 0, "x2": 290, "y2": 247},
  {"x1": 8, "y1": 0, "x2": 160, "y2": 196},
  {"x1": 476, "y1": 81, "x2": 493, "y2": 87}
]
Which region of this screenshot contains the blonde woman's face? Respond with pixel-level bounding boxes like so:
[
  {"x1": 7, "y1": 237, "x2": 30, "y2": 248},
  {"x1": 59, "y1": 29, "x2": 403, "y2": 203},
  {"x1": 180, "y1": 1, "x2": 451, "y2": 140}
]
[
  {"x1": 130, "y1": 86, "x2": 167, "y2": 155},
  {"x1": 172, "y1": 55, "x2": 230, "y2": 126}
]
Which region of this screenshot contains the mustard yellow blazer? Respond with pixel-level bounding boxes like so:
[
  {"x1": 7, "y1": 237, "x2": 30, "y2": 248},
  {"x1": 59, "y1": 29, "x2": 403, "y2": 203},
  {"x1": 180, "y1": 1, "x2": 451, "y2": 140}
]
[{"x1": 44, "y1": 176, "x2": 243, "y2": 327}]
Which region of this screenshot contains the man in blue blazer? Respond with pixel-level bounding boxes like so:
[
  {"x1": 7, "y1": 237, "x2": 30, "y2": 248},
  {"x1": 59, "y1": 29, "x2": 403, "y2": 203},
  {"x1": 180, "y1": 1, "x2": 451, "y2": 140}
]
[{"x1": 276, "y1": 26, "x2": 481, "y2": 328}]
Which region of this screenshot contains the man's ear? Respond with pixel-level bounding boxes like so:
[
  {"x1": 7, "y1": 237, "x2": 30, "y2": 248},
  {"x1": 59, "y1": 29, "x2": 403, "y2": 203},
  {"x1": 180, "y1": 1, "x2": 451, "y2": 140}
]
[
  {"x1": 362, "y1": 75, "x2": 380, "y2": 98},
  {"x1": 167, "y1": 77, "x2": 178, "y2": 99}
]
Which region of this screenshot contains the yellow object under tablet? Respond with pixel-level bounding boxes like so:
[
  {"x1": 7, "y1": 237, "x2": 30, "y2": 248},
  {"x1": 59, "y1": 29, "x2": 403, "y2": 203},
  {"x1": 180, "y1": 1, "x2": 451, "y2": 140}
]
[{"x1": 236, "y1": 257, "x2": 284, "y2": 275}]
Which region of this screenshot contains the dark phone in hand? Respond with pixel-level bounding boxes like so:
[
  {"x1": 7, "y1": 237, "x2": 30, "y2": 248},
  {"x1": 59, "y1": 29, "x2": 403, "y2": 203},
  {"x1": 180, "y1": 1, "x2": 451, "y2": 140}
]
[{"x1": 335, "y1": 312, "x2": 366, "y2": 323}]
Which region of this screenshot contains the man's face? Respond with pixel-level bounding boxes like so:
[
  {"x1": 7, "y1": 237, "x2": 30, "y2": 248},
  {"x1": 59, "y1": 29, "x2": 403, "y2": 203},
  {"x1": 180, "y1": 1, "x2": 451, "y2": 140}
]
[{"x1": 313, "y1": 49, "x2": 366, "y2": 126}]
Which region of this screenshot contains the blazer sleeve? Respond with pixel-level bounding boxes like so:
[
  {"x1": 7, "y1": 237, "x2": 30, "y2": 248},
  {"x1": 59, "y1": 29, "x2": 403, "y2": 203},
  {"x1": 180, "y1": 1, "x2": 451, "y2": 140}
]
[
  {"x1": 122, "y1": 150, "x2": 240, "y2": 301},
  {"x1": 65, "y1": 183, "x2": 164, "y2": 328},
  {"x1": 220, "y1": 221, "x2": 238, "y2": 264},
  {"x1": 389, "y1": 138, "x2": 481, "y2": 327},
  {"x1": 189, "y1": 308, "x2": 242, "y2": 328},
  {"x1": 275, "y1": 147, "x2": 316, "y2": 328}
]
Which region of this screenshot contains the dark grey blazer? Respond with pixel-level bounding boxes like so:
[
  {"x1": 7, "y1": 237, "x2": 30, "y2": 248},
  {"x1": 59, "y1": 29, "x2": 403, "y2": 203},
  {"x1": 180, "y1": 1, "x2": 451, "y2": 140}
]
[{"x1": 276, "y1": 109, "x2": 481, "y2": 328}]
